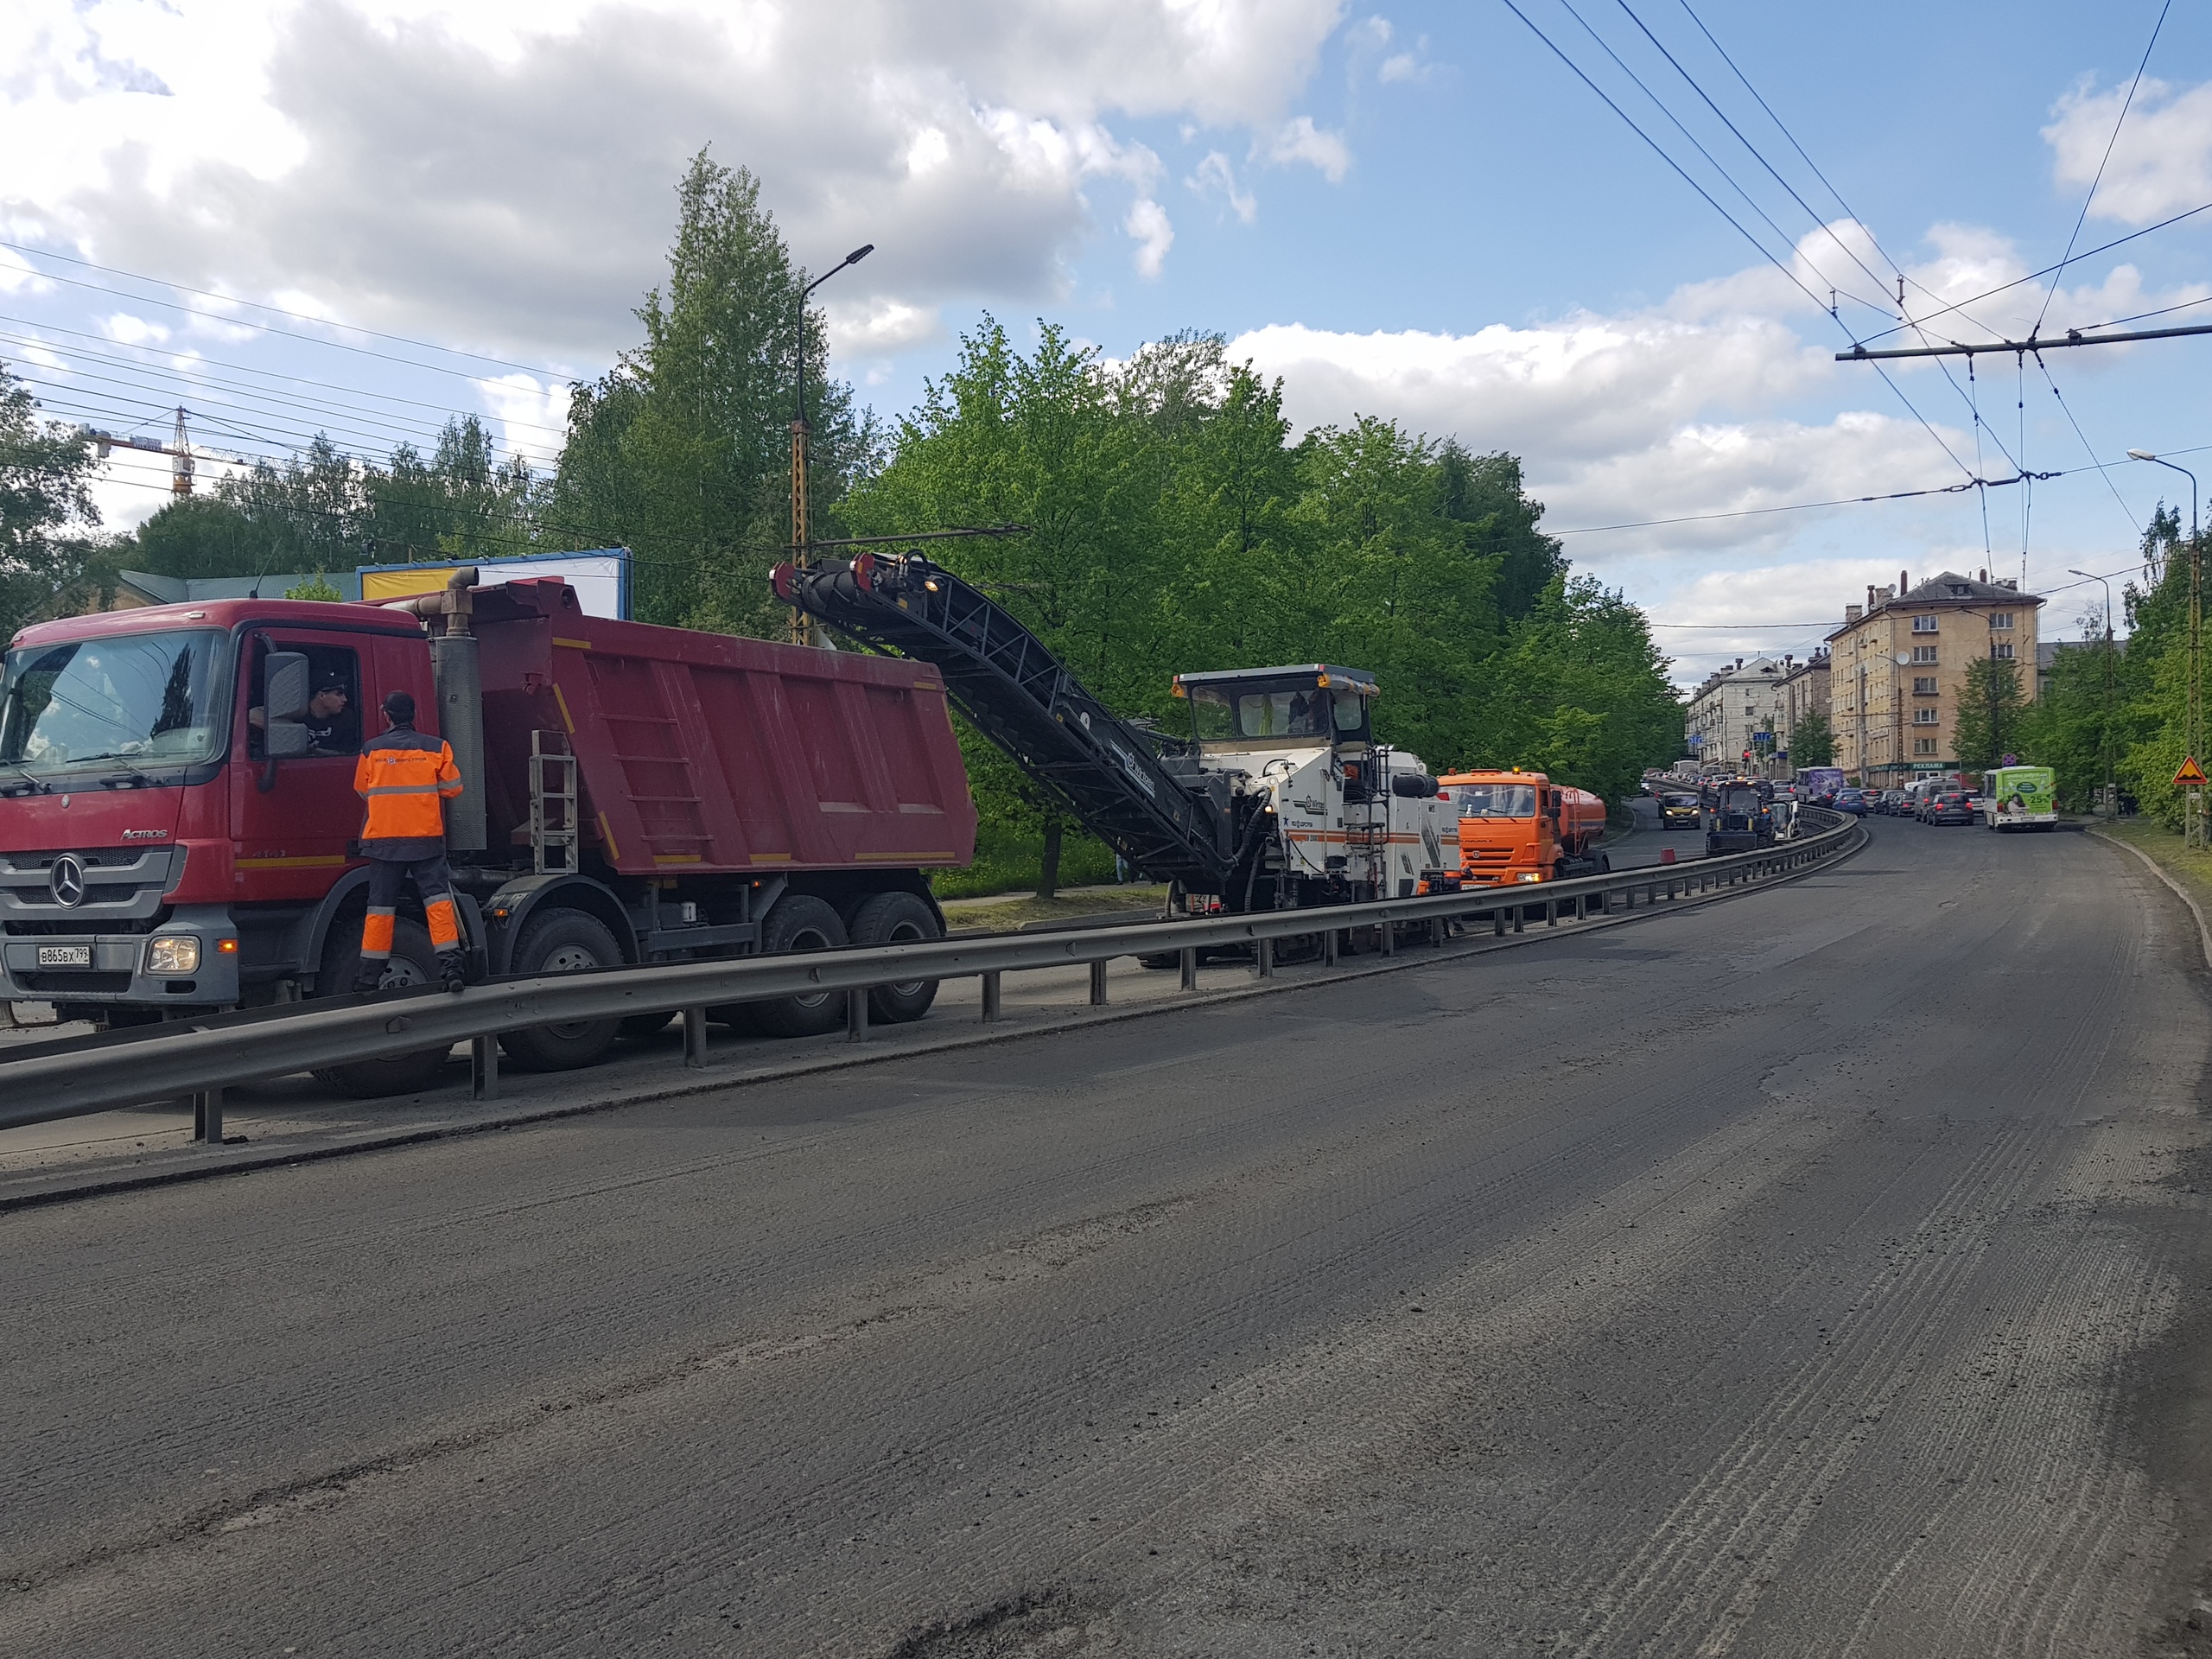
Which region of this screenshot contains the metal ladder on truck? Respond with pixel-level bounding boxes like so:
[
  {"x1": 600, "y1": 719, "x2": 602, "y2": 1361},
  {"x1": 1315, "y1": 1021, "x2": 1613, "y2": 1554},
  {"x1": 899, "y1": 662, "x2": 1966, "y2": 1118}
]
[{"x1": 776, "y1": 552, "x2": 1239, "y2": 895}]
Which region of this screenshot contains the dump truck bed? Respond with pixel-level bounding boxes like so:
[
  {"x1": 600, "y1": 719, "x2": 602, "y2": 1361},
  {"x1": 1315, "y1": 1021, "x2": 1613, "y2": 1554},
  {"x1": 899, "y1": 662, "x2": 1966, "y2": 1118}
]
[{"x1": 474, "y1": 580, "x2": 976, "y2": 876}]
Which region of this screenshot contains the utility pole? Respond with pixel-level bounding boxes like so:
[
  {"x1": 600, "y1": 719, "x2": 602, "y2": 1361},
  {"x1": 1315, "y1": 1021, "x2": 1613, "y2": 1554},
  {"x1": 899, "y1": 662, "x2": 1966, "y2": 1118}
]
[
  {"x1": 788, "y1": 243, "x2": 874, "y2": 645},
  {"x1": 2132, "y1": 451, "x2": 2201, "y2": 845}
]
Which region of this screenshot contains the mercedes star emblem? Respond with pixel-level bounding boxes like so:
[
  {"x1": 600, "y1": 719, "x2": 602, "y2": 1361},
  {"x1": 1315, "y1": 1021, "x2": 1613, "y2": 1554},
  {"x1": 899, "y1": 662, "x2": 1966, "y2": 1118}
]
[{"x1": 50, "y1": 855, "x2": 86, "y2": 907}]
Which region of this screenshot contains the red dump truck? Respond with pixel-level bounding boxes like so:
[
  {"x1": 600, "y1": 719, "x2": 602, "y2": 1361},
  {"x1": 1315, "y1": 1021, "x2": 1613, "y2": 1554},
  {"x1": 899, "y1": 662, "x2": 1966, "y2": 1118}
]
[
  {"x1": 0, "y1": 575, "x2": 975, "y2": 1093},
  {"x1": 1438, "y1": 768, "x2": 1609, "y2": 886}
]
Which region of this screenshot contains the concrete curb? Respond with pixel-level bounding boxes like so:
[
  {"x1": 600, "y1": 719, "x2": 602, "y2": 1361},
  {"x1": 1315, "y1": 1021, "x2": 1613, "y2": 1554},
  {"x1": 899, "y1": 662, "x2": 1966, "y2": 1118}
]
[
  {"x1": 1, "y1": 828, "x2": 1865, "y2": 1212},
  {"x1": 2087, "y1": 825, "x2": 2212, "y2": 970}
]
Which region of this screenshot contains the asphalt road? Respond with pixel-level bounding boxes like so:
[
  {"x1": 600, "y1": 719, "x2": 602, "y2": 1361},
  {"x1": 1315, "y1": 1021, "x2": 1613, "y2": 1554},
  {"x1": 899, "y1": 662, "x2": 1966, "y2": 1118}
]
[{"x1": 8, "y1": 817, "x2": 2212, "y2": 1657}]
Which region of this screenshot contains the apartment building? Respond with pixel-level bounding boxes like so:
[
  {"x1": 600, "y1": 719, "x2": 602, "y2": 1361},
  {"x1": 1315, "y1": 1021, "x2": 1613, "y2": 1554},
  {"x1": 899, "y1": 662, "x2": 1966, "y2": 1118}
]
[
  {"x1": 1778, "y1": 651, "x2": 1831, "y2": 775},
  {"x1": 1685, "y1": 656, "x2": 1786, "y2": 773},
  {"x1": 1826, "y1": 569, "x2": 2043, "y2": 787}
]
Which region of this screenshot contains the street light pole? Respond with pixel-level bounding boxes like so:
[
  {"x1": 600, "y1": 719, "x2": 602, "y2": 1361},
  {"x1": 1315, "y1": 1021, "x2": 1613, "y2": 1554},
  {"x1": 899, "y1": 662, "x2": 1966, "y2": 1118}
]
[
  {"x1": 2069, "y1": 568, "x2": 2117, "y2": 820},
  {"x1": 2130, "y1": 450, "x2": 2202, "y2": 843},
  {"x1": 789, "y1": 243, "x2": 874, "y2": 644}
]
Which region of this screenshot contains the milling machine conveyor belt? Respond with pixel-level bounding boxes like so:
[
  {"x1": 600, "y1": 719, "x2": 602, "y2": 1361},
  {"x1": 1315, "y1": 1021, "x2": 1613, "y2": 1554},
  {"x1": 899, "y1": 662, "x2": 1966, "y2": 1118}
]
[{"x1": 776, "y1": 552, "x2": 1237, "y2": 890}]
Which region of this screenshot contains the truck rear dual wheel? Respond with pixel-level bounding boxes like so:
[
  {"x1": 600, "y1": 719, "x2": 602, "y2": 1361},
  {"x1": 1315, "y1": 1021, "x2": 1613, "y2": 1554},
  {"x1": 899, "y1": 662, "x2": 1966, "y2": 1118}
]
[
  {"x1": 849, "y1": 891, "x2": 941, "y2": 1023},
  {"x1": 499, "y1": 911, "x2": 626, "y2": 1072},
  {"x1": 737, "y1": 895, "x2": 849, "y2": 1038},
  {"x1": 709, "y1": 892, "x2": 944, "y2": 1037},
  {"x1": 310, "y1": 918, "x2": 454, "y2": 1098}
]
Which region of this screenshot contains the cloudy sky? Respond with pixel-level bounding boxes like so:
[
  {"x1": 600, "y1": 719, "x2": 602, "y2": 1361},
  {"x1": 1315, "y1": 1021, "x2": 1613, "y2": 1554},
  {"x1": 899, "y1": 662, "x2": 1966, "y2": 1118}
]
[{"x1": 5, "y1": 0, "x2": 2210, "y2": 683}]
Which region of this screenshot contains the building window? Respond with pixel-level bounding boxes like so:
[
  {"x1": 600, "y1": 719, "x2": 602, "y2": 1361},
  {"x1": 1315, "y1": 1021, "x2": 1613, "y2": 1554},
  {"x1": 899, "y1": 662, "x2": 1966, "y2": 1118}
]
[
  {"x1": 1911, "y1": 645, "x2": 1938, "y2": 664},
  {"x1": 1990, "y1": 613, "x2": 2013, "y2": 629},
  {"x1": 1914, "y1": 708, "x2": 1938, "y2": 724},
  {"x1": 1911, "y1": 615, "x2": 1939, "y2": 632},
  {"x1": 1992, "y1": 641, "x2": 2015, "y2": 659},
  {"x1": 1913, "y1": 676, "x2": 1937, "y2": 695},
  {"x1": 1914, "y1": 737, "x2": 1939, "y2": 755}
]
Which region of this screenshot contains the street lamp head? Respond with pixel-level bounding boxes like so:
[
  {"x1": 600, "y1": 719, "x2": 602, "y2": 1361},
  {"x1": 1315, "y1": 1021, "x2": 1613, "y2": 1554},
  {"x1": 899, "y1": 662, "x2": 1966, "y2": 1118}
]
[
  {"x1": 844, "y1": 244, "x2": 874, "y2": 267},
  {"x1": 2128, "y1": 448, "x2": 2157, "y2": 461},
  {"x1": 2068, "y1": 569, "x2": 2093, "y2": 580}
]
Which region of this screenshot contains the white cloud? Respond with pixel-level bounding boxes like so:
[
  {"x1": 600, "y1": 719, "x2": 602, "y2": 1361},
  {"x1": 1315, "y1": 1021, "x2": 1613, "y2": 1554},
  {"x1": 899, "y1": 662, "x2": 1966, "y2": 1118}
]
[
  {"x1": 2045, "y1": 75, "x2": 2212, "y2": 226},
  {"x1": 824, "y1": 295, "x2": 941, "y2": 357},
  {"x1": 1124, "y1": 199, "x2": 1174, "y2": 278},
  {"x1": 1188, "y1": 151, "x2": 1256, "y2": 225},
  {"x1": 101, "y1": 312, "x2": 169, "y2": 346},
  {"x1": 0, "y1": 0, "x2": 1351, "y2": 363},
  {"x1": 478, "y1": 372, "x2": 572, "y2": 468},
  {"x1": 1261, "y1": 115, "x2": 1351, "y2": 182}
]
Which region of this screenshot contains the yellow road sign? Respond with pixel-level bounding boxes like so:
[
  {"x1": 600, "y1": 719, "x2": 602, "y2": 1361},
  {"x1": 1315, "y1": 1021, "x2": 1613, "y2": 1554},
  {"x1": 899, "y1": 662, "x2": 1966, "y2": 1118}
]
[{"x1": 2176, "y1": 756, "x2": 2208, "y2": 786}]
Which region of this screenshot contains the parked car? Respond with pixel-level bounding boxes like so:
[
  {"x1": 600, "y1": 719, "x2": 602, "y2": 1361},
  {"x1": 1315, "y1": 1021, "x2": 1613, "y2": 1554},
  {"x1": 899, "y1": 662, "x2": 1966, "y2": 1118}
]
[
  {"x1": 1878, "y1": 789, "x2": 1908, "y2": 815},
  {"x1": 1661, "y1": 792, "x2": 1701, "y2": 830},
  {"x1": 1834, "y1": 787, "x2": 1868, "y2": 817},
  {"x1": 1926, "y1": 789, "x2": 1978, "y2": 825}
]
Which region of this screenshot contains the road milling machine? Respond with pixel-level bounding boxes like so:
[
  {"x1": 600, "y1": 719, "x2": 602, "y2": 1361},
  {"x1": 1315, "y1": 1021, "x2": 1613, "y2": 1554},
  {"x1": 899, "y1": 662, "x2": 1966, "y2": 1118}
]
[{"x1": 775, "y1": 551, "x2": 1458, "y2": 917}]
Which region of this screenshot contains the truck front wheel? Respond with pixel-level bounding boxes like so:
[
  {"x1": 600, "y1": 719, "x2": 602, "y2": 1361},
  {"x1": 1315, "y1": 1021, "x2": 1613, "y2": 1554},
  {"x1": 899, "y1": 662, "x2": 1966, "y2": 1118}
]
[
  {"x1": 499, "y1": 910, "x2": 626, "y2": 1071},
  {"x1": 310, "y1": 918, "x2": 454, "y2": 1098},
  {"x1": 849, "y1": 891, "x2": 941, "y2": 1024}
]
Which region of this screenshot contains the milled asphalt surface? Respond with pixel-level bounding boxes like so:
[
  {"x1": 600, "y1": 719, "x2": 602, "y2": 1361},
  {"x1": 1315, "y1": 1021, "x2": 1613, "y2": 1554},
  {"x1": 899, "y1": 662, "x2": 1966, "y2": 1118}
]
[{"x1": 8, "y1": 815, "x2": 2212, "y2": 1656}]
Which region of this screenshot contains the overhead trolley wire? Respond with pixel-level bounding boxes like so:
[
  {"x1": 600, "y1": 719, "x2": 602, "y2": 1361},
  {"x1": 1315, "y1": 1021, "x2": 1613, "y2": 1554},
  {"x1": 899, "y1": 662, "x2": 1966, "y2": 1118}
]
[
  {"x1": 1550, "y1": 0, "x2": 1889, "y2": 315},
  {"x1": 1497, "y1": 0, "x2": 1976, "y2": 481},
  {"x1": 0, "y1": 313, "x2": 570, "y2": 436},
  {"x1": 0, "y1": 256, "x2": 585, "y2": 395},
  {"x1": 1850, "y1": 202, "x2": 2212, "y2": 350},
  {"x1": 0, "y1": 238, "x2": 574, "y2": 381},
  {"x1": 2033, "y1": 0, "x2": 2171, "y2": 335}
]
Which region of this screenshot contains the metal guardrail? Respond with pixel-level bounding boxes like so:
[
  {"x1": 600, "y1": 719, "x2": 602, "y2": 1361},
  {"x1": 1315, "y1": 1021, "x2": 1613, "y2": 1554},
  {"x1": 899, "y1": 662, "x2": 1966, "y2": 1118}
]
[{"x1": 1, "y1": 810, "x2": 1853, "y2": 1136}]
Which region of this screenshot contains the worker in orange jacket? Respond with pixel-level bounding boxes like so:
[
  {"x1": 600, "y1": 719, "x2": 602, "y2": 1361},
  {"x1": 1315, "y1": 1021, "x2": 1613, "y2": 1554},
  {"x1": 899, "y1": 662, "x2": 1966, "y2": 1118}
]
[{"x1": 353, "y1": 690, "x2": 467, "y2": 993}]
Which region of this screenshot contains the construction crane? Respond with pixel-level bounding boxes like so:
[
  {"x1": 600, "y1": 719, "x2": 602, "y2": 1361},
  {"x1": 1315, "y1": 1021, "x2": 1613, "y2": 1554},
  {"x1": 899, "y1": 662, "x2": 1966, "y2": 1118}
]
[{"x1": 79, "y1": 405, "x2": 195, "y2": 495}]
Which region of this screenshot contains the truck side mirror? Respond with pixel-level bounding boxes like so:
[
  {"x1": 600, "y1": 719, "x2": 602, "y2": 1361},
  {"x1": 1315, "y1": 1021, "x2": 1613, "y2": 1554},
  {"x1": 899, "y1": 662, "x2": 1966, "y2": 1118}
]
[
  {"x1": 266, "y1": 652, "x2": 310, "y2": 724},
  {"x1": 258, "y1": 652, "x2": 312, "y2": 789}
]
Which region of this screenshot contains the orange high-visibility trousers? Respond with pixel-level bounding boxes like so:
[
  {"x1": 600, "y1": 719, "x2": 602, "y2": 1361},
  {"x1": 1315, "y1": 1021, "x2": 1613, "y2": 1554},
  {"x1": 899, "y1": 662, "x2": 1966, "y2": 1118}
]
[{"x1": 361, "y1": 854, "x2": 461, "y2": 960}]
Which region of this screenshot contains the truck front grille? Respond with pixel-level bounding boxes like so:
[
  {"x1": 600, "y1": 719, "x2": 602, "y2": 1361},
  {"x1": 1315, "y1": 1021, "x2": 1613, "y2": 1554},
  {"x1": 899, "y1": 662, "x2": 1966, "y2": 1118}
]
[{"x1": 0, "y1": 847, "x2": 184, "y2": 932}]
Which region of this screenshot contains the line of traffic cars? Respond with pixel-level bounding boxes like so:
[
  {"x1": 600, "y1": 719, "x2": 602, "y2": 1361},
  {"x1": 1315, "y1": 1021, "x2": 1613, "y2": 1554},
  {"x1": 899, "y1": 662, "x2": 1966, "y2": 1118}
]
[{"x1": 1801, "y1": 766, "x2": 2059, "y2": 830}]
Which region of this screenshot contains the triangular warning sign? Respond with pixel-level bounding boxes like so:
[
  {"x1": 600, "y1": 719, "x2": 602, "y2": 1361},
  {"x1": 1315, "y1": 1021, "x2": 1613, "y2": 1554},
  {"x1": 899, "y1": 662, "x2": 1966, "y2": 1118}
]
[{"x1": 2177, "y1": 756, "x2": 2209, "y2": 786}]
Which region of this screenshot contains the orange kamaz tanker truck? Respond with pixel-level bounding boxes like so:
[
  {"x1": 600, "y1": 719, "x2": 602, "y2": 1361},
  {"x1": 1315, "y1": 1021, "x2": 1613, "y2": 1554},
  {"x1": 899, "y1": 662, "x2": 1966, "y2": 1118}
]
[{"x1": 1438, "y1": 769, "x2": 1608, "y2": 886}]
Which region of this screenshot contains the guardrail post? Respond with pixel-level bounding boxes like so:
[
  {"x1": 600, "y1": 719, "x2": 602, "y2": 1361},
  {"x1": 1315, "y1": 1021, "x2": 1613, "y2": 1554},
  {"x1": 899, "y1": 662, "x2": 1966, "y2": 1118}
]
[
  {"x1": 1090, "y1": 957, "x2": 1112, "y2": 1003},
  {"x1": 192, "y1": 1087, "x2": 222, "y2": 1143},
  {"x1": 981, "y1": 970, "x2": 1002, "y2": 1022},
  {"x1": 1324, "y1": 929, "x2": 1338, "y2": 967},
  {"x1": 471, "y1": 1035, "x2": 498, "y2": 1102},
  {"x1": 1512, "y1": 905, "x2": 1524, "y2": 933},
  {"x1": 1544, "y1": 900, "x2": 1557, "y2": 929},
  {"x1": 1492, "y1": 907, "x2": 1505, "y2": 936},
  {"x1": 1179, "y1": 947, "x2": 1198, "y2": 990},
  {"x1": 683, "y1": 1006, "x2": 707, "y2": 1069},
  {"x1": 846, "y1": 986, "x2": 869, "y2": 1041},
  {"x1": 1381, "y1": 918, "x2": 1395, "y2": 956},
  {"x1": 1255, "y1": 937, "x2": 1274, "y2": 979}
]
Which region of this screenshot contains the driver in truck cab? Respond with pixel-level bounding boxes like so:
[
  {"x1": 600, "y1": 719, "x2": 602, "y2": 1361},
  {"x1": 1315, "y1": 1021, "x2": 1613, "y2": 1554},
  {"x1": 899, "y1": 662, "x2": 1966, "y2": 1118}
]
[{"x1": 353, "y1": 690, "x2": 466, "y2": 993}]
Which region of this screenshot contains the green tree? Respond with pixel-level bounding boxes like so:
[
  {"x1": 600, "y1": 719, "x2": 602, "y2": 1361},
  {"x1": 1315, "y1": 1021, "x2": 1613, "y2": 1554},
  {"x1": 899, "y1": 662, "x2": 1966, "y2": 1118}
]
[
  {"x1": 1954, "y1": 655, "x2": 2024, "y2": 771},
  {"x1": 283, "y1": 572, "x2": 346, "y2": 601},
  {"x1": 132, "y1": 494, "x2": 302, "y2": 582},
  {"x1": 0, "y1": 361, "x2": 105, "y2": 637},
  {"x1": 1789, "y1": 710, "x2": 1834, "y2": 767},
  {"x1": 837, "y1": 316, "x2": 1683, "y2": 887},
  {"x1": 550, "y1": 150, "x2": 871, "y2": 632}
]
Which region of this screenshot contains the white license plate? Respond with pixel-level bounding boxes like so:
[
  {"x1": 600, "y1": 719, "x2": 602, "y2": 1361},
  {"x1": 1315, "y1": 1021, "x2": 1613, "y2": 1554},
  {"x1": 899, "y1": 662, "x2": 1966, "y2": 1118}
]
[{"x1": 36, "y1": 944, "x2": 92, "y2": 969}]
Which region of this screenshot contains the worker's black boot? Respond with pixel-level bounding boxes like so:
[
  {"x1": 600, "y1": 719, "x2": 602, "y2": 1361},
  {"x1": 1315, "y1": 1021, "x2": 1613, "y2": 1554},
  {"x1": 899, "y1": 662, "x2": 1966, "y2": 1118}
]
[
  {"x1": 438, "y1": 951, "x2": 467, "y2": 994},
  {"x1": 353, "y1": 964, "x2": 385, "y2": 995}
]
